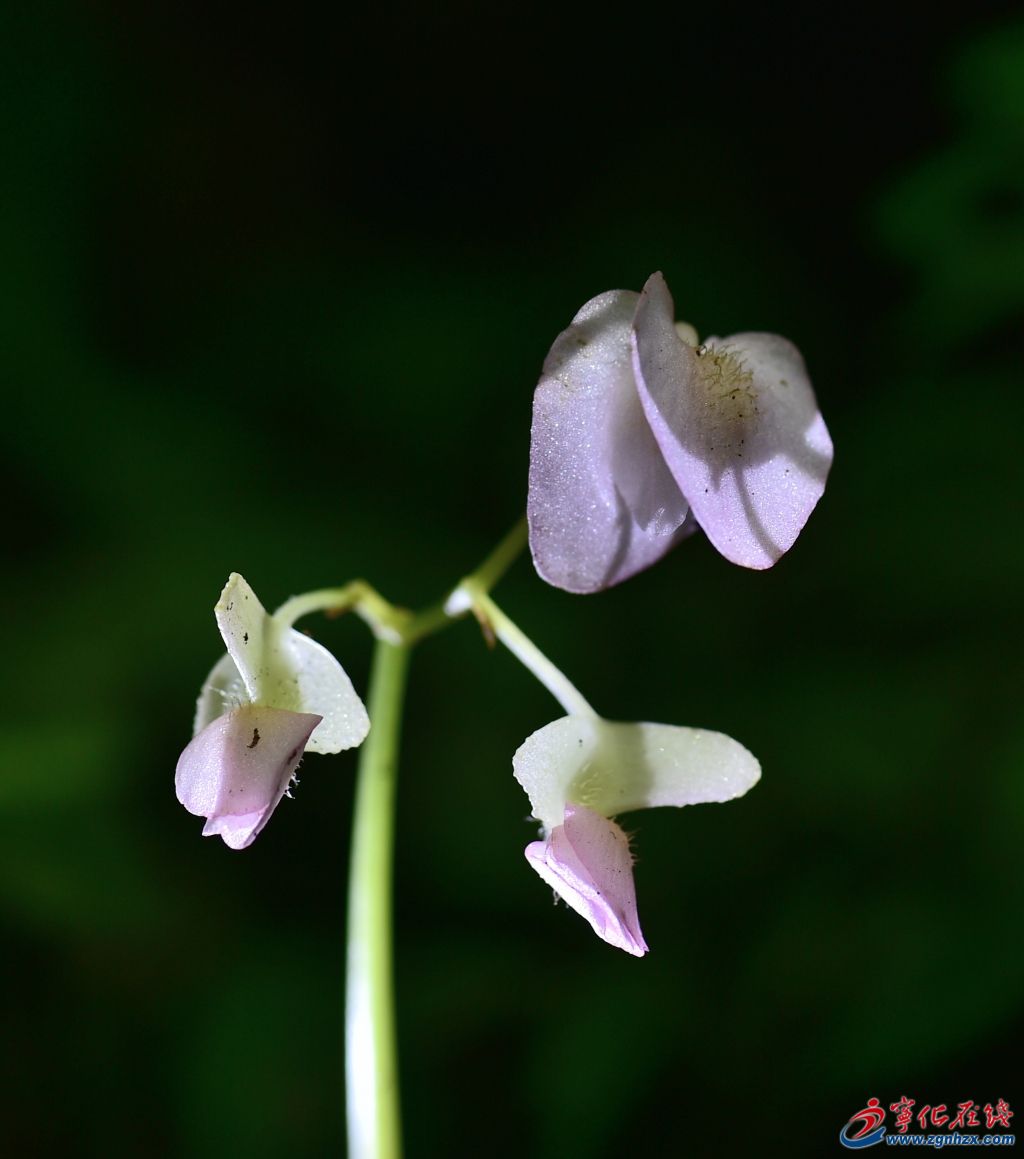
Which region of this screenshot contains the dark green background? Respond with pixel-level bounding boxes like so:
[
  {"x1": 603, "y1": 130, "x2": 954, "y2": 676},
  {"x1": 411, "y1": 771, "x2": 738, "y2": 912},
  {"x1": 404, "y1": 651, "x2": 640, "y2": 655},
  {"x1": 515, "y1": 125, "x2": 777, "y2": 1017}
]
[{"x1": 3, "y1": 4, "x2": 1022, "y2": 1156}]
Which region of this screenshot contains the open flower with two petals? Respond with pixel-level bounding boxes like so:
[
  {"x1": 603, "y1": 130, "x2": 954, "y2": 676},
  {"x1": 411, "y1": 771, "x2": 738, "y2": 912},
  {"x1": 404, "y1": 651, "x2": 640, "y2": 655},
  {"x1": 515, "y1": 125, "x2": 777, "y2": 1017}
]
[
  {"x1": 513, "y1": 713, "x2": 760, "y2": 955},
  {"x1": 528, "y1": 272, "x2": 833, "y2": 592},
  {"x1": 176, "y1": 573, "x2": 370, "y2": 849}
]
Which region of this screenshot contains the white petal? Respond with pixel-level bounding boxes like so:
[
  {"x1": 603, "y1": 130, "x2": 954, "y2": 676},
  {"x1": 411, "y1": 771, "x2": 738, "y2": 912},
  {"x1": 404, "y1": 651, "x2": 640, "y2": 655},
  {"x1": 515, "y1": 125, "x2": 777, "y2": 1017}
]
[
  {"x1": 513, "y1": 715, "x2": 760, "y2": 832},
  {"x1": 193, "y1": 652, "x2": 247, "y2": 735},
  {"x1": 213, "y1": 573, "x2": 369, "y2": 753},
  {"x1": 528, "y1": 289, "x2": 691, "y2": 593},
  {"x1": 632, "y1": 273, "x2": 832, "y2": 568},
  {"x1": 214, "y1": 573, "x2": 274, "y2": 703},
  {"x1": 277, "y1": 632, "x2": 370, "y2": 754}
]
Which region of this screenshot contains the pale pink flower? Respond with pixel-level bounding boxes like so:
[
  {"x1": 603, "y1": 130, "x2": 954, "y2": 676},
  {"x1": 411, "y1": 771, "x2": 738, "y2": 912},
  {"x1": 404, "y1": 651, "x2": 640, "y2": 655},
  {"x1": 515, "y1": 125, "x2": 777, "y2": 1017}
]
[
  {"x1": 514, "y1": 714, "x2": 760, "y2": 955},
  {"x1": 528, "y1": 272, "x2": 832, "y2": 592},
  {"x1": 176, "y1": 574, "x2": 369, "y2": 848}
]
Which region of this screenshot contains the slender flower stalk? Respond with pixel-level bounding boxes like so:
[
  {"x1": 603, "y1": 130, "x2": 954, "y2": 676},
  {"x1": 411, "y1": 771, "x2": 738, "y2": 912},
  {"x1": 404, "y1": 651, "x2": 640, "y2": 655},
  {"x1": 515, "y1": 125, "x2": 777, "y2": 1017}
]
[
  {"x1": 346, "y1": 638, "x2": 409, "y2": 1159},
  {"x1": 470, "y1": 515, "x2": 528, "y2": 594},
  {"x1": 275, "y1": 580, "x2": 406, "y2": 642},
  {"x1": 444, "y1": 518, "x2": 596, "y2": 717},
  {"x1": 338, "y1": 520, "x2": 531, "y2": 1158},
  {"x1": 470, "y1": 591, "x2": 596, "y2": 719}
]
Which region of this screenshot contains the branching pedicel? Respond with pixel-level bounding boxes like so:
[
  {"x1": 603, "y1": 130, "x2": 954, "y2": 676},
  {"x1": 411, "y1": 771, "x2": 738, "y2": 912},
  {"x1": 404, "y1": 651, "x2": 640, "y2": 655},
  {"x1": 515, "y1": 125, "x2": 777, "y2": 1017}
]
[{"x1": 176, "y1": 270, "x2": 832, "y2": 1157}]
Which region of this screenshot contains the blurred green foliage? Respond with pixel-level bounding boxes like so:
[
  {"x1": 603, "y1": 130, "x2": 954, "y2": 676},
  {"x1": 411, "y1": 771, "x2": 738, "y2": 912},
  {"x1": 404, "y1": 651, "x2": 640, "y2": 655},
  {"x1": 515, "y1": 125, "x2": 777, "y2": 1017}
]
[{"x1": 2, "y1": 4, "x2": 1022, "y2": 1156}]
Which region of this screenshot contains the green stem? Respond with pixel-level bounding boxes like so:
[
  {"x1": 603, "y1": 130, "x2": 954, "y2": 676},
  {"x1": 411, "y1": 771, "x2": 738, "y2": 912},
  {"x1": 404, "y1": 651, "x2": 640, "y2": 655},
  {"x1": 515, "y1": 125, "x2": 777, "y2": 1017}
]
[
  {"x1": 275, "y1": 581, "x2": 405, "y2": 642},
  {"x1": 472, "y1": 515, "x2": 528, "y2": 594},
  {"x1": 346, "y1": 638, "x2": 409, "y2": 1159},
  {"x1": 404, "y1": 517, "x2": 528, "y2": 643},
  {"x1": 472, "y1": 592, "x2": 597, "y2": 719},
  {"x1": 266, "y1": 515, "x2": 553, "y2": 1156}
]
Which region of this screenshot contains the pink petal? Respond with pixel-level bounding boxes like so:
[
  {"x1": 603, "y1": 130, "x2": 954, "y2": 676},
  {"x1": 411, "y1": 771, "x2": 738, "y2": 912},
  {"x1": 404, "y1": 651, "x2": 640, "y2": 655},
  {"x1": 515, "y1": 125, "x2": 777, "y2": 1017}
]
[
  {"x1": 632, "y1": 272, "x2": 832, "y2": 568},
  {"x1": 175, "y1": 705, "x2": 321, "y2": 850},
  {"x1": 525, "y1": 803, "x2": 648, "y2": 956},
  {"x1": 528, "y1": 289, "x2": 691, "y2": 592}
]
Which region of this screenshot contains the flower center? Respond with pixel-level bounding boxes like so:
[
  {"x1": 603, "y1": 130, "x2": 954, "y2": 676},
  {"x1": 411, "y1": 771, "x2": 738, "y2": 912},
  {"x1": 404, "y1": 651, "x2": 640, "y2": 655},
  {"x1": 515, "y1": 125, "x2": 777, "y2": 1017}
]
[{"x1": 694, "y1": 344, "x2": 758, "y2": 428}]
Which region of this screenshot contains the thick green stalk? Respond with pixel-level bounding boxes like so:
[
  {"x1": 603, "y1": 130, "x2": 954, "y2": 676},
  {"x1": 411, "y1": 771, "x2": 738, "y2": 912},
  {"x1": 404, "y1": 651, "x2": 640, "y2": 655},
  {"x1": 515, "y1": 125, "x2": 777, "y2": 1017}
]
[
  {"x1": 274, "y1": 515, "x2": 537, "y2": 1155},
  {"x1": 345, "y1": 639, "x2": 409, "y2": 1159}
]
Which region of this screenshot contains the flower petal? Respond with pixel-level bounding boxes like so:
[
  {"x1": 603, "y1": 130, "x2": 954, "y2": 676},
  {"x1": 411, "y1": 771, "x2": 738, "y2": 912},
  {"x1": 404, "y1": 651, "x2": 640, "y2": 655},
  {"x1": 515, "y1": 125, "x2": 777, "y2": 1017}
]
[
  {"x1": 632, "y1": 272, "x2": 833, "y2": 568},
  {"x1": 279, "y1": 632, "x2": 370, "y2": 754},
  {"x1": 175, "y1": 705, "x2": 321, "y2": 849},
  {"x1": 513, "y1": 715, "x2": 760, "y2": 832},
  {"x1": 528, "y1": 289, "x2": 691, "y2": 593},
  {"x1": 193, "y1": 651, "x2": 247, "y2": 735},
  {"x1": 525, "y1": 803, "x2": 647, "y2": 956},
  {"x1": 213, "y1": 573, "x2": 370, "y2": 753},
  {"x1": 214, "y1": 573, "x2": 271, "y2": 702}
]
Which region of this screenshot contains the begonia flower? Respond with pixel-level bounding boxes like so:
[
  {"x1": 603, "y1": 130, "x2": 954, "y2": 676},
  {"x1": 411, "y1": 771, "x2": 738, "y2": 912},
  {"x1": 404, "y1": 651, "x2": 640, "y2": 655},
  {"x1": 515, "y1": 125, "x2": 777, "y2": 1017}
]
[
  {"x1": 176, "y1": 573, "x2": 370, "y2": 848},
  {"x1": 513, "y1": 714, "x2": 760, "y2": 955},
  {"x1": 528, "y1": 272, "x2": 832, "y2": 592}
]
